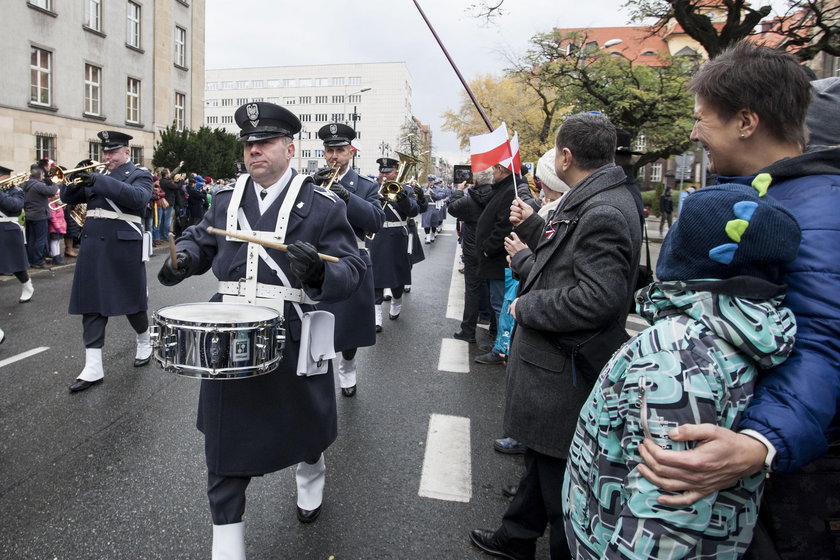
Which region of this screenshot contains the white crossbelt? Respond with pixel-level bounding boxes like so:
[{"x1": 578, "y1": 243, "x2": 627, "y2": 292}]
[
  {"x1": 217, "y1": 281, "x2": 317, "y2": 304},
  {"x1": 383, "y1": 220, "x2": 407, "y2": 228},
  {"x1": 357, "y1": 239, "x2": 367, "y2": 250},
  {"x1": 0, "y1": 215, "x2": 20, "y2": 223},
  {"x1": 86, "y1": 208, "x2": 142, "y2": 224}
]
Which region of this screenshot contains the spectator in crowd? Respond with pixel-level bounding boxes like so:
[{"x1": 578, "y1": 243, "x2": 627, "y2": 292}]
[
  {"x1": 636, "y1": 44, "x2": 840, "y2": 560},
  {"x1": 564, "y1": 181, "x2": 800, "y2": 559},
  {"x1": 659, "y1": 186, "x2": 674, "y2": 234},
  {"x1": 157, "y1": 168, "x2": 178, "y2": 243},
  {"x1": 47, "y1": 192, "x2": 67, "y2": 265},
  {"x1": 470, "y1": 112, "x2": 641, "y2": 560},
  {"x1": 186, "y1": 174, "x2": 208, "y2": 225},
  {"x1": 22, "y1": 165, "x2": 58, "y2": 268}
]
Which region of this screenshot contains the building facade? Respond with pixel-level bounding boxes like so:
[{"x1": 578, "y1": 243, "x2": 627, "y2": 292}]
[
  {"x1": 0, "y1": 0, "x2": 205, "y2": 172},
  {"x1": 204, "y1": 62, "x2": 417, "y2": 177}
]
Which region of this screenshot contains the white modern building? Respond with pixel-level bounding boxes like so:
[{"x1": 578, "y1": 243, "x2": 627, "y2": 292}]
[
  {"x1": 0, "y1": 0, "x2": 205, "y2": 172},
  {"x1": 204, "y1": 62, "x2": 418, "y2": 176}
]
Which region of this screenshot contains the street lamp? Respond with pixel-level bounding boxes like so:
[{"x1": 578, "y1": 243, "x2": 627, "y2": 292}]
[{"x1": 347, "y1": 88, "x2": 371, "y2": 170}]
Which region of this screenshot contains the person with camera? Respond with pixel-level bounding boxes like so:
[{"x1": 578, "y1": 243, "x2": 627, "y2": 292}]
[
  {"x1": 61, "y1": 130, "x2": 154, "y2": 393},
  {"x1": 310, "y1": 123, "x2": 384, "y2": 397}
]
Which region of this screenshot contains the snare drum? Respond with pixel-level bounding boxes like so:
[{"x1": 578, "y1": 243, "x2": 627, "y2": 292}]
[{"x1": 151, "y1": 302, "x2": 285, "y2": 379}]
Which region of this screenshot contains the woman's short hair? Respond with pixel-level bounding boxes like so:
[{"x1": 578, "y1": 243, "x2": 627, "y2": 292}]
[{"x1": 689, "y1": 42, "x2": 811, "y2": 148}]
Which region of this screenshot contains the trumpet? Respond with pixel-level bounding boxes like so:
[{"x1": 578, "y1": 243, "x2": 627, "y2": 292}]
[
  {"x1": 0, "y1": 172, "x2": 29, "y2": 191},
  {"x1": 323, "y1": 165, "x2": 341, "y2": 190},
  {"x1": 49, "y1": 160, "x2": 105, "y2": 185}
]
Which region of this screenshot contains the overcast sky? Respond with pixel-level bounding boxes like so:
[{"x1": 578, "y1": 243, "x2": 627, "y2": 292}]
[{"x1": 204, "y1": 0, "x2": 642, "y2": 164}]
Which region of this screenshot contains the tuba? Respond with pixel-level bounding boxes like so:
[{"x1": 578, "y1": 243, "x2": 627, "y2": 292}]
[{"x1": 380, "y1": 152, "x2": 417, "y2": 202}]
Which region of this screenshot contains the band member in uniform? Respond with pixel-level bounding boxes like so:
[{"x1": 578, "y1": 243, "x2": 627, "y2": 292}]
[
  {"x1": 158, "y1": 102, "x2": 364, "y2": 559},
  {"x1": 421, "y1": 175, "x2": 446, "y2": 243},
  {"x1": 312, "y1": 123, "x2": 384, "y2": 397},
  {"x1": 0, "y1": 165, "x2": 35, "y2": 303},
  {"x1": 379, "y1": 158, "x2": 426, "y2": 292},
  {"x1": 61, "y1": 131, "x2": 154, "y2": 392},
  {"x1": 367, "y1": 160, "x2": 419, "y2": 330}
]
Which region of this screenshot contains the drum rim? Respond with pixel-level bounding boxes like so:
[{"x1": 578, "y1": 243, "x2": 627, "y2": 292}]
[{"x1": 154, "y1": 302, "x2": 281, "y2": 327}]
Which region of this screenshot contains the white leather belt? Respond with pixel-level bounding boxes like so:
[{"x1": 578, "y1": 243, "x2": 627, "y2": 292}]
[
  {"x1": 357, "y1": 239, "x2": 367, "y2": 249},
  {"x1": 0, "y1": 215, "x2": 19, "y2": 223},
  {"x1": 383, "y1": 221, "x2": 407, "y2": 228},
  {"x1": 218, "y1": 281, "x2": 317, "y2": 305},
  {"x1": 87, "y1": 208, "x2": 142, "y2": 224}
]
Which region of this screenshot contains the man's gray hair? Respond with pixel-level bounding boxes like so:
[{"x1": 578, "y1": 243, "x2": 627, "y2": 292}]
[{"x1": 474, "y1": 168, "x2": 494, "y2": 185}]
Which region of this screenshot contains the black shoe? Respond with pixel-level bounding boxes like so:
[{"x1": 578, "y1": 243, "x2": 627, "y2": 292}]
[
  {"x1": 494, "y1": 437, "x2": 526, "y2": 454},
  {"x1": 30, "y1": 263, "x2": 47, "y2": 269},
  {"x1": 475, "y1": 351, "x2": 506, "y2": 365},
  {"x1": 479, "y1": 343, "x2": 493, "y2": 353},
  {"x1": 52, "y1": 256, "x2": 67, "y2": 265},
  {"x1": 501, "y1": 484, "x2": 518, "y2": 498},
  {"x1": 469, "y1": 529, "x2": 533, "y2": 560},
  {"x1": 383, "y1": 294, "x2": 392, "y2": 301},
  {"x1": 389, "y1": 312, "x2": 400, "y2": 320},
  {"x1": 133, "y1": 356, "x2": 151, "y2": 367},
  {"x1": 375, "y1": 324, "x2": 382, "y2": 333},
  {"x1": 341, "y1": 385, "x2": 356, "y2": 397},
  {"x1": 69, "y1": 378, "x2": 103, "y2": 393},
  {"x1": 404, "y1": 286, "x2": 411, "y2": 293},
  {"x1": 453, "y1": 331, "x2": 476, "y2": 343},
  {"x1": 296, "y1": 505, "x2": 321, "y2": 524}
]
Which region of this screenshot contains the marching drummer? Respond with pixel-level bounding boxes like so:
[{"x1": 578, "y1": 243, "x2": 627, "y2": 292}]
[{"x1": 158, "y1": 102, "x2": 364, "y2": 559}]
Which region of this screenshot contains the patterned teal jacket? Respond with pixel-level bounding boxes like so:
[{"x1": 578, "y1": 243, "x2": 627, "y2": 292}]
[{"x1": 563, "y1": 281, "x2": 797, "y2": 560}]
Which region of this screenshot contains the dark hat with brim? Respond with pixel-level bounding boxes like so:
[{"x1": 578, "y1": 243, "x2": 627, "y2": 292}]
[
  {"x1": 98, "y1": 130, "x2": 133, "y2": 151},
  {"x1": 615, "y1": 129, "x2": 644, "y2": 156},
  {"x1": 235, "y1": 102, "x2": 301, "y2": 142},
  {"x1": 0, "y1": 165, "x2": 13, "y2": 176},
  {"x1": 376, "y1": 157, "x2": 399, "y2": 172},
  {"x1": 318, "y1": 123, "x2": 356, "y2": 147}
]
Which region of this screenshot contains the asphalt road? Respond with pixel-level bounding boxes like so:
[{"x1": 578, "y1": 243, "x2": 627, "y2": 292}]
[{"x1": 0, "y1": 220, "x2": 661, "y2": 560}]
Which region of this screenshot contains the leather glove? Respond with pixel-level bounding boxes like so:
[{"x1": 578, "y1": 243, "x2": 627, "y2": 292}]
[
  {"x1": 286, "y1": 241, "x2": 325, "y2": 286},
  {"x1": 412, "y1": 185, "x2": 426, "y2": 201},
  {"x1": 158, "y1": 251, "x2": 191, "y2": 286},
  {"x1": 311, "y1": 167, "x2": 335, "y2": 186},
  {"x1": 329, "y1": 181, "x2": 351, "y2": 203},
  {"x1": 395, "y1": 187, "x2": 408, "y2": 202},
  {"x1": 71, "y1": 171, "x2": 96, "y2": 187}
]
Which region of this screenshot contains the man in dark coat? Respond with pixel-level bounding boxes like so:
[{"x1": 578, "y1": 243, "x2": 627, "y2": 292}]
[
  {"x1": 158, "y1": 102, "x2": 364, "y2": 559},
  {"x1": 22, "y1": 165, "x2": 58, "y2": 268},
  {"x1": 470, "y1": 113, "x2": 642, "y2": 560},
  {"x1": 61, "y1": 130, "x2": 154, "y2": 393},
  {"x1": 313, "y1": 123, "x2": 385, "y2": 397},
  {"x1": 0, "y1": 165, "x2": 34, "y2": 304},
  {"x1": 473, "y1": 164, "x2": 522, "y2": 364},
  {"x1": 366, "y1": 158, "x2": 419, "y2": 330}
]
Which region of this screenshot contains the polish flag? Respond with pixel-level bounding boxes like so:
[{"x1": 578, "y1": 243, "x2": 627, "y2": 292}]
[
  {"x1": 500, "y1": 131, "x2": 521, "y2": 174},
  {"x1": 470, "y1": 123, "x2": 512, "y2": 173}
]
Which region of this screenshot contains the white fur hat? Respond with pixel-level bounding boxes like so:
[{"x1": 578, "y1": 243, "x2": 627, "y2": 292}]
[{"x1": 536, "y1": 148, "x2": 570, "y2": 193}]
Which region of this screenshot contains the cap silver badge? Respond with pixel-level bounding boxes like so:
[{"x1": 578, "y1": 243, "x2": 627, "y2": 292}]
[
  {"x1": 329, "y1": 124, "x2": 338, "y2": 135},
  {"x1": 246, "y1": 104, "x2": 260, "y2": 127},
  {"x1": 102, "y1": 131, "x2": 109, "y2": 142}
]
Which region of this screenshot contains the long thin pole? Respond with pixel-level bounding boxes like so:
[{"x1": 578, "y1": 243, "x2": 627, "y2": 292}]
[{"x1": 411, "y1": 0, "x2": 493, "y2": 132}]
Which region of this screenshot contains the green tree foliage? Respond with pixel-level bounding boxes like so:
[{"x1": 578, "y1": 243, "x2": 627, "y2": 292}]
[{"x1": 152, "y1": 125, "x2": 242, "y2": 179}]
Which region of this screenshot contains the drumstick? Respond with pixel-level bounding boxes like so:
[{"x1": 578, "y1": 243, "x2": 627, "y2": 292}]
[
  {"x1": 168, "y1": 232, "x2": 178, "y2": 269},
  {"x1": 205, "y1": 226, "x2": 340, "y2": 263}
]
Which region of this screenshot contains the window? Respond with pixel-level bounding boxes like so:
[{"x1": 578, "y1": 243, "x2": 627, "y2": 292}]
[
  {"x1": 174, "y1": 26, "x2": 186, "y2": 67},
  {"x1": 331, "y1": 77, "x2": 345, "y2": 86},
  {"x1": 126, "y1": 77, "x2": 141, "y2": 123},
  {"x1": 206, "y1": 116, "x2": 219, "y2": 124},
  {"x1": 221, "y1": 116, "x2": 233, "y2": 124},
  {"x1": 315, "y1": 96, "x2": 328, "y2": 104},
  {"x1": 314, "y1": 78, "x2": 328, "y2": 87},
  {"x1": 30, "y1": 47, "x2": 52, "y2": 106},
  {"x1": 236, "y1": 97, "x2": 247, "y2": 105},
  {"x1": 315, "y1": 114, "x2": 328, "y2": 122},
  {"x1": 127, "y1": 2, "x2": 141, "y2": 49},
  {"x1": 314, "y1": 149, "x2": 324, "y2": 158},
  {"x1": 267, "y1": 96, "x2": 279, "y2": 104},
  {"x1": 634, "y1": 133, "x2": 647, "y2": 153},
  {"x1": 299, "y1": 114, "x2": 311, "y2": 122},
  {"x1": 221, "y1": 98, "x2": 234, "y2": 106},
  {"x1": 332, "y1": 95, "x2": 344, "y2": 103},
  {"x1": 282, "y1": 79, "x2": 296, "y2": 87},
  {"x1": 348, "y1": 94, "x2": 361, "y2": 103},
  {"x1": 301, "y1": 149, "x2": 312, "y2": 158},
  {"x1": 35, "y1": 134, "x2": 56, "y2": 161},
  {"x1": 89, "y1": 141, "x2": 102, "y2": 162},
  {"x1": 206, "y1": 82, "x2": 219, "y2": 90},
  {"x1": 651, "y1": 163, "x2": 663, "y2": 182},
  {"x1": 331, "y1": 113, "x2": 344, "y2": 122},
  {"x1": 299, "y1": 78, "x2": 312, "y2": 87},
  {"x1": 174, "y1": 92, "x2": 186, "y2": 129},
  {"x1": 223, "y1": 81, "x2": 236, "y2": 89},
  {"x1": 251, "y1": 97, "x2": 263, "y2": 102},
  {"x1": 299, "y1": 96, "x2": 311, "y2": 104},
  {"x1": 85, "y1": 0, "x2": 101, "y2": 31},
  {"x1": 236, "y1": 80, "x2": 249, "y2": 89},
  {"x1": 267, "y1": 80, "x2": 281, "y2": 87},
  {"x1": 84, "y1": 64, "x2": 101, "y2": 115},
  {"x1": 130, "y1": 146, "x2": 143, "y2": 164},
  {"x1": 30, "y1": 0, "x2": 53, "y2": 10},
  {"x1": 348, "y1": 76, "x2": 361, "y2": 86},
  {"x1": 283, "y1": 96, "x2": 295, "y2": 105},
  {"x1": 252, "y1": 80, "x2": 263, "y2": 88},
  {"x1": 206, "y1": 98, "x2": 219, "y2": 107}
]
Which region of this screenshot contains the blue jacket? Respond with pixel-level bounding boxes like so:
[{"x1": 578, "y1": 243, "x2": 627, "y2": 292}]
[{"x1": 727, "y1": 147, "x2": 840, "y2": 471}]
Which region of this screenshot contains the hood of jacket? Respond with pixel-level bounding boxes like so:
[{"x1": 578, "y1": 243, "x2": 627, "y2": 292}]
[
  {"x1": 759, "y1": 146, "x2": 840, "y2": 180},
  {"x1": 636, "y1": 281, "x2": 797, "y2": 369}
]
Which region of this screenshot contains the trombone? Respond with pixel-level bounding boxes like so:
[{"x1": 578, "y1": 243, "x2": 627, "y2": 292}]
[{"x1": 49, "y1": 160, "x2": 105, "y2": 185}]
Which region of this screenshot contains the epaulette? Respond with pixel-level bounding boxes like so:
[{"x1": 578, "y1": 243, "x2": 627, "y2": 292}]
[
  {"x1": 313, "y1": 185, "x2": 338, "y2": 202},
  {"x1": 215, "y1": 184, "x2": 235, "y2": 194},
  {"x1": 138, "y1": 166, "x2": 150, "y2": 172}
]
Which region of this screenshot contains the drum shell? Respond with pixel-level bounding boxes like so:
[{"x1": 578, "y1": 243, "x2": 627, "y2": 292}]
[{"x1": 151, "y1": 303, "x2": 285, "y2": 380}]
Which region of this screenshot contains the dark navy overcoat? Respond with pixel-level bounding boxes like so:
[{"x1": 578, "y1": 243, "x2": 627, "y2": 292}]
[
  {"x1": 173, "y1": 171, "x2": 364, "y2": 476},
  {"x1": 61, "y1": 162, "x2": 153, "y2": 316},
  {"x1": 367, "y1": 186, "x2": 418, "y2": 289},
  {"x1": 0, "y1": 187, "x2": 28, "y2": 273},
  {"x1": 319, "y1": 168, "x2": 384, "y2": 351}
]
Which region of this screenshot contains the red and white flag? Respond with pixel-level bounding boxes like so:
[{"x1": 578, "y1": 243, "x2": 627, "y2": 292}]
[
  {"x1": 500, "y1": 131, "x2": 521, "y2": 174},
  {"x1": 469, "y1": 123, "x2": 512, "y2": 173}
]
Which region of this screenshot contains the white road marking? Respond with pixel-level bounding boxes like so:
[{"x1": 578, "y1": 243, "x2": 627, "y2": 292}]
[
  {"x1": 0, "y1": 347, "x2": 50, "y2": 369},
  {"x1": 418, "y1": 413, "x2": 472, "y2": 503},
  {"x1": 438, "y1": 338, "x2": 470, "y2": 373},
  {"x1": 446, "y1": 241, "x2": 464, "y2": 320}
]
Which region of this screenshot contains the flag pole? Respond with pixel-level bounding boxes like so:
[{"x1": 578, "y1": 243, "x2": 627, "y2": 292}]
[{"x1": 411, "y1": 0, "x2": 493, "y2": 133}]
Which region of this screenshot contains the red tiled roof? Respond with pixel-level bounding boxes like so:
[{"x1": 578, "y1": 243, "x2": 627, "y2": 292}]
[{"x1": 553, "y1": 26, "x2": 670, "y2": 66}]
